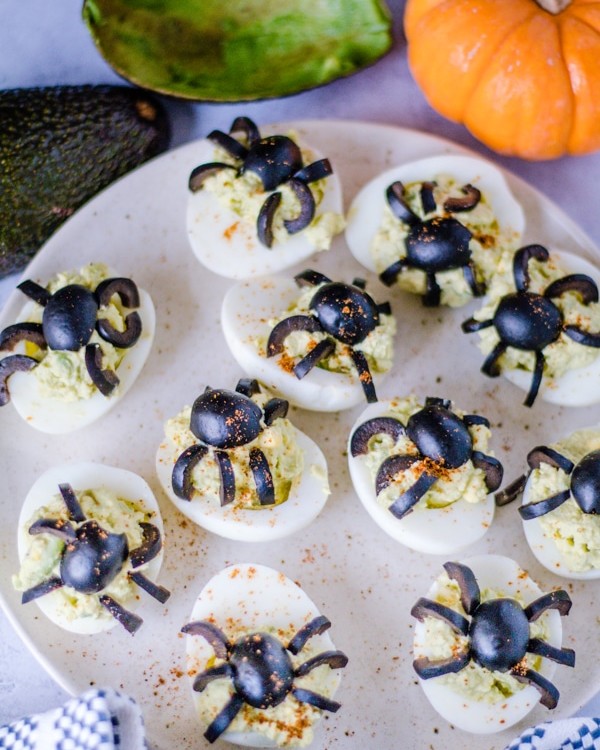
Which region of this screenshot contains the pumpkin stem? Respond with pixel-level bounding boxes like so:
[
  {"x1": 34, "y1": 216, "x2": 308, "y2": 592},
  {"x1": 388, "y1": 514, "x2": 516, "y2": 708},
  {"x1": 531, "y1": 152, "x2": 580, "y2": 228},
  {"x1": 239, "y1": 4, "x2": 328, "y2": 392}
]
[{"x1": 535, "y1": 0, "x2": 571, "y2": 12}]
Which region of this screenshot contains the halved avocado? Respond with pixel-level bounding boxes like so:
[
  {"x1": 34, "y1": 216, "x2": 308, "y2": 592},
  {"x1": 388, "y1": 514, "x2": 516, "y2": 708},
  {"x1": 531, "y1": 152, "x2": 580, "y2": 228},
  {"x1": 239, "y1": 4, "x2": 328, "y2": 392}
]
[{"x1": 82, "y1": 0, "x2": 393, "y2": 101}]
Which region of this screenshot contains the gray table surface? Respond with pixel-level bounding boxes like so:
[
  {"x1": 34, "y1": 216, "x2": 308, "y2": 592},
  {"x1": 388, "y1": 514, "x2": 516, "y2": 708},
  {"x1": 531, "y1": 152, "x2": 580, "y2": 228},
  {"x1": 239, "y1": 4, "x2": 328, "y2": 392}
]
[{"x1": 2, "y1": 0, "x2": 600, "y2": 732}]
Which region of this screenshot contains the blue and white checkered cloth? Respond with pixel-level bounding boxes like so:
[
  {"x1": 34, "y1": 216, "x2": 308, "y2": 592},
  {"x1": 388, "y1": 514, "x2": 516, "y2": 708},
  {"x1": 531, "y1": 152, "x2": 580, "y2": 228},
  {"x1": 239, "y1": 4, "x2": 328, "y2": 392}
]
[
  {"x1": 506, "y1": 718, "x2": 600, "y2": 750},
  {"x1": 0, "y1": 689, "x2": 145, "y2": 750}
]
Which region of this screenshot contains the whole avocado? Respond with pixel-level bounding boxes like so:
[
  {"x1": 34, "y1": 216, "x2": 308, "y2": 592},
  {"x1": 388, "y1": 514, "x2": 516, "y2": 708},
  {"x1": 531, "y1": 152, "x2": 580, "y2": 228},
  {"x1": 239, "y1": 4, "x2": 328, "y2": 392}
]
[{"x1": 0, "y1": 85, "x2": 170, "y2": 277}]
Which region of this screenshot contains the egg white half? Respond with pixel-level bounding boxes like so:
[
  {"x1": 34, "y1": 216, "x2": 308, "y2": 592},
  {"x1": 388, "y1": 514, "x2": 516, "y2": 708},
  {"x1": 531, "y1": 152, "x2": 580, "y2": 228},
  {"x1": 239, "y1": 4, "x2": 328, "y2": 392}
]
[
  {"x1": 186, "y1": 136, "x2": 343, "y2": 279},
  {"x1": 184, "y1": 563, "x2": 342, "y2": 748},
  {"x1": 344, "y1": 154, "x2": 525, "y2": 274},
  {"x1": 221, "y1": 275, "x2": 391, "y2": 412},
  {"x1": 5, "y1": 276, "x2": 155, "y2": 433},
  {"x1": 17, "y1": 461, "x2": 165, "y2": 635},
  {"x1": 499, "y1": 250, "x2": 600, "y2": 407},
  {"x1": 347, "y1": 401, "x2": 495, "y2": 554},
  {"x1": 156, "y1": 424, "x2": 329, "y2": 542},
  {"x1": 413, "y1": 554, "x2": 566, "y2": 734}
]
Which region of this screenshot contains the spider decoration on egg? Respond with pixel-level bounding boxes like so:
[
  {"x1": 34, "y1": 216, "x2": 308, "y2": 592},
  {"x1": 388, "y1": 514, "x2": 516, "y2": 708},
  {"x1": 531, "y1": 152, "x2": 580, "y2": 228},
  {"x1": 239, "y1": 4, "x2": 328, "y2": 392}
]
[
  {"x1": 379, "y1": 178, "x2": 485, "y2": 306},
  {"x1": 182, "y1": 615, "x2": 348, "y2": 743},
  {"x1": 412, "y1": 561, "x2": 575, "y2": 708},
  {"x1": 496, "y1": 444, "x2": 600, "y2": 519},
  {"x1": 0, "y1": 276, "x2": 142, "y2": 405},
  {"x1": 21, "y1": 482, "x2": 170, "y2": 634},
  {"x1": 172, "y1": 378, "x2": 289, "y2": 506},
  {"x1": 188, "y1": 116, "x2": 333, "y2": 248},
  {"x1": 350, "y1": 397, "x2": 503, "y2": 519},
  {"x1": 462, "y1": 244, "x2": 600, "y2": 407},
  {"x1": 267, "y1": 269, "x2": 391, "y2": 404}
]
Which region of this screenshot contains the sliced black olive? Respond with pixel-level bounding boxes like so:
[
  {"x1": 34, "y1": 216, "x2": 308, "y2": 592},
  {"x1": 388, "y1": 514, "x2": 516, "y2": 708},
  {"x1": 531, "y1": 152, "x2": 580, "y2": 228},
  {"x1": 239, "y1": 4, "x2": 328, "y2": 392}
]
[
  {"x1": 471, "y1": 451, "x2": 504, "y2": 492},
  {"x1": 410, "y1": 596, "x2": 469, "y2": 634},
  {"x1": 235, "y1": 377, "x2": 260, "y2": 397},
  {"x1": 172, "y1": 444, "x2": 208, "y2": 501},
  {"x1": 21, "y1": 576, "x2": 64, "y2": 604},
  {"x1": 61, "y1": 520, "x2": 128, "y2": 594},
  {"x1": 386, "y1": 181, "x2": 420, "y2": 226},
  {"x1": 130, "y1": 522, "x2": 162, "y2": 567},
  {"x1": 413, "y1": 651, "x2": 470, "y2": 679},
  {"x1": 192, "y1": 664, "x2": 234, "y2": 693},
  {"x1": 294, "y1": 269, "x2": 331, "y2": 288},
  {"x1": 571, "y1": 449, "x2": 600, "y2": 513},
  {"x1": 513, "y1": 244, "x2": 549, "y2": 293},
  {"x1": 266, "y1": 314, "x2": 321, "y2": 356},
  {"x1": 420, "y1": 181, "x2": 437, "y2": 214},
  {"x1": 181, "y1": 620, "x2": 229, "y2": 659},
  {"x1": 29, "y1": 517, "x2": 77, "y2": 542},
  {"x1": 17, "y1": 279, "x2": 51, "y2": 306},
  {"x1": 463, "y1": 414, "x2": 490, "y2": 428},
  {"x1": 190, "y1": 388, "x2": 263, "y2": 448},
  {"x1": 443, "y1": 184, "x2": 481, "y2": 213},
  {"x1": 85, "y1": 343, "x2": 119, "y2": 396},
  {"x1": 287, "y1": 615, "x2": 331, "y2": 655},
  {"x1": 128, "y1": 570, "x2": 171, "y2": 603},
  {"x1": 564, "y1": 325, "x2": 600, "y2": 347},
  {"x1": 526, "y1": 351, "x2": 545, "y2": 408},
  {"x1": 96, "y1": 311, "x2": 142, "y2": 348},
  {"x1": 519, "y1": 490, "x2": 571, "y2": 520},
  {"x1": 204, "y1": 695, "x2": 245, "y2": 742},
  {"x1": 352, "y1": 277, "x2": 366, "y2": 289},
  {"x1": 511, "y1": 667, "x2": 560, "y2": 709},
  {"x1": 291, "y1": 688, "x2": 341, "y2": 713},
  {"x1": 99, "y1": 594, "x2": 143, "y2": 635},
  {"x1": 443, "y1": 561, "x2": 481, "y2": 615},
  {"x1": 480, "y1": 341, "x2": 507, "y2": 378},
  {"x1": 309, "y1": 282, "x2": 380, "y2": 346},
  {"x1": 388, "y1": 472, "x2": 438, "y2": 519},
  {"x1": 294, "y1": 158, "x2": 332, "y2": 185},
  {"x1": 293, "y1": 338, "x2": 336, "y2": 379},
  {"x1": 350, "y1": 349, "x2": 377, "y2": 403},
  {"x1": 257, "y1": 191, "x2": 281, "y2": 248},
  {"x1": 375, "y1": 454, "x2": 419, "y2": 494},
  {"x1": 0, "y1": 354, "x2": 38, "y2": 406},
  {"x1": 545, "y1": 273, "x2": 599, "y2": 304},
  {"x1": 524, "y1": 589, "x2": 572, "y2": 621},
  {"x1": 283, "y1": 178, "x2": 315, "y2": 235},
  {"x1": 240, "y1": 135, "x2": 303, "y2": 192},
  {"x1": 249, "y1": 447, "x2": 275, "y2": 506},
  {"x1": 424, "y1": 396, "x2": 451, "y2": 408},
  {"x1": 59, "y1": 483, "x2": 86, "y2": 522},
  {"x1": 527, "y1": 637, "x2": 575, "y2": 667},
  {"x1": 295, "y1": 650, "x2": 348, "y2": 677},
  {"x1": 263, "y1": 397, "x2": 289, "y2": 425},
  {"x1": 423, "y1": 272, "x2": 442, "y2": 307},
  {"x1": 215, "y1": 449, "x2": 236, "y2": 506},
  {"x1": 189, "y1": 162, "x2": 236, "y2": 192},
  {"x1": 495, "y1": 473, "x2": 528, "y2": 506},
  {"x1": 379, "y1": 257, "x2": 408, "y2": 287},
  {"x1": 206, "y1": 129, "x2": 248, "y2": 160},
  {"x1": 461, "y1": 316, "x2": 494, "y2": 333},
  {"x1": 377, "y1": 301, "x2": 392, "y2": 316},
  {"x1": 229, "y1": 116, "x2": 260, "y2": 146},
  {"x1": 43, "y1": 284, "x2": 98, "y2": 351},
  {"x1": 350, "y1": 416, "x2": 405, "y2": 457},
  {"x1": 95, "y1": 277, "x2": 140, "y2": 308},
  {"x1": 0, "y1": 322, "x2": 45, "y2": 351}
]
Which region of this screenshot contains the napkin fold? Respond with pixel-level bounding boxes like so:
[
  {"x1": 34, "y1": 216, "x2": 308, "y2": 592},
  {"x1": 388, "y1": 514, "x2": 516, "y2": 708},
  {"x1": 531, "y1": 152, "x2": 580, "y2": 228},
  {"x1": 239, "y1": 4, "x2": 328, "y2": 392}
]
[
  {"x1": 0, "y1": 689, "x2": 146, "y2": 750},
  {"x1": 506, "y1": 717, "x2": 600, "y2": 750}
]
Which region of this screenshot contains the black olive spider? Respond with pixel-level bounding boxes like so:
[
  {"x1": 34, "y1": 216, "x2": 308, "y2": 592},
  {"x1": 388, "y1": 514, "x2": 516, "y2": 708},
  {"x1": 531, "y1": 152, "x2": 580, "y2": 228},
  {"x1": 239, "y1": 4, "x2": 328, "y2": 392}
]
[
  {"x1": 379, "y1": 178, "x2": 485, "y2": 306},
  {"x1": 411, "y1": 561, "x2": 575, "y2": 708},
  {"x1": 0, "y1": 275, "x2": 142, "y2": 405},
  {"x1": 182, "y1": 615, "x2": 348, "y2": 743},
  {"x1": 266, "y1": 269, "x2": 392, "y2": 404},
  {"x1": 188, "y1": 116, "x2": 333, "y2": 248},
  {"x1": 462, "y1": 244, "x2": 600, "y2": 407},
  {"x1": 21, "y1": 482, "x2": 170, "y2": 634},
  {"x1": 350, "y1": 397, "x2": 503, "y2": 519},
  {"x1": 496, "y1": 443, "x2": 600, "y2": 520},
  {"x1": 171, "y1": 378, "x2": 289, "y2": 506}
]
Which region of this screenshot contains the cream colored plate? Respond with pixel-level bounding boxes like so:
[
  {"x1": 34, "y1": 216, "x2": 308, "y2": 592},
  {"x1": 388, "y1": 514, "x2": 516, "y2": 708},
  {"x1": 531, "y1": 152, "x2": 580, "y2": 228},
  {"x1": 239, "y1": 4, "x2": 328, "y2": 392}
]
[{"x1": 0, "y1": 121, "x2": 599, "y2": 750}]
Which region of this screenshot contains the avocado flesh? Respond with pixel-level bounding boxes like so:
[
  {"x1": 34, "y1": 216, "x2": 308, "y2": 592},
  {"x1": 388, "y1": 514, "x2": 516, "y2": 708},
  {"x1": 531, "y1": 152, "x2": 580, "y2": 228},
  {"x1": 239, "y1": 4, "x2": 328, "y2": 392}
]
[
  {"x1": 0, "y1": 85, "x2": 170, "y2": 278},
  {"x1": 82, "y1": 0, "x2": 392, "y2": 101}
]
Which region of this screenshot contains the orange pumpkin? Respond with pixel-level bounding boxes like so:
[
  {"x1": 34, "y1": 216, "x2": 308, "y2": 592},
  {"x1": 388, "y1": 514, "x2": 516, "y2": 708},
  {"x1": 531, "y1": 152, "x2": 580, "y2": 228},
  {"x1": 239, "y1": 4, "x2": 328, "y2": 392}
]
[{"x1": 404, "y1": 0, "x2": 600, "y2": 159}]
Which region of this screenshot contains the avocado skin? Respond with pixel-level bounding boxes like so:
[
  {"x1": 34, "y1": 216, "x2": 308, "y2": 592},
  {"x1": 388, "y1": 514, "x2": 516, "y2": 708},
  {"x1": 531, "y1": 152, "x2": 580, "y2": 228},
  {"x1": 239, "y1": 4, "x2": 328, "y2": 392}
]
[{"x1": 0, "y1": 85, "x2": 170, "y2": 278}]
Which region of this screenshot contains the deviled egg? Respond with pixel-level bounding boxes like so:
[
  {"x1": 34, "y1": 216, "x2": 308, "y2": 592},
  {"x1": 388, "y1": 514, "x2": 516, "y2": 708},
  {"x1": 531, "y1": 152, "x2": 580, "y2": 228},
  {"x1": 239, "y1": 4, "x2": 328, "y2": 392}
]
[
  {"x1": 511, "y1": 428, "x2": 600, "y2": 580},
  {"x1": 462, "y1": 245, "x2": 600, "y2": 407},
  {"x1": 0, "y1": 262, "x2": 155, "y2": 432},
  {"x1": 155, "y1": 378, "x2": 330, "y2": 541},
  {"x1": 13, "y1": 461, "x2": 169, "y2": 635},
  {"x1": 182, "y1": 563, "x2": 348, "y2": 747},
  {"x1": 411, "y1": 555, "x2": 574, "y2": 734},
  {"x1": 221, "y1": 269, "x2": 396, "y2": 411},
  {"x1": 186, "y1": 116, "x2": 344, "y2": 279},
  {"x1": 348, "y1": 395, "x2": 502, "y2": 553},
  {"x1": 345, "y1": 154, "x2": 524, "y2": 307}
]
